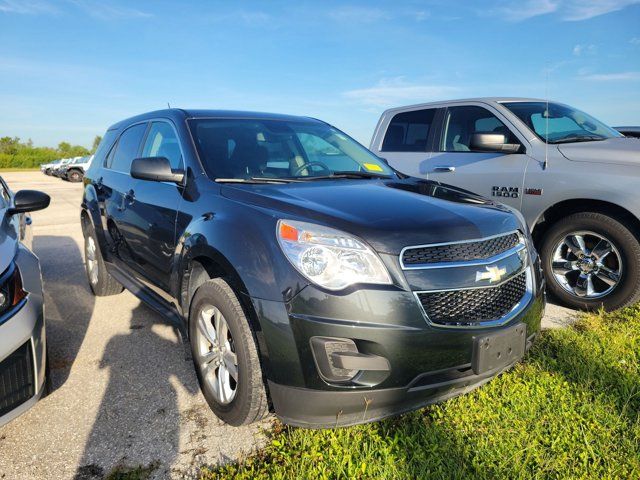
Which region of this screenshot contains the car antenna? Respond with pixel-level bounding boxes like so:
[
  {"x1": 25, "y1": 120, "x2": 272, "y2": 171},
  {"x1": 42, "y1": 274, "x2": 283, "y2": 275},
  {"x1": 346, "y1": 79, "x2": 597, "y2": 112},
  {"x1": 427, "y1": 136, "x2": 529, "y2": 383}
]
[
  {"x1": 543, "y1": 65, "x2": 549, "y2": 170},
  {"x1": 167, "y1": 102, "x2": 171, "y2": 108}
]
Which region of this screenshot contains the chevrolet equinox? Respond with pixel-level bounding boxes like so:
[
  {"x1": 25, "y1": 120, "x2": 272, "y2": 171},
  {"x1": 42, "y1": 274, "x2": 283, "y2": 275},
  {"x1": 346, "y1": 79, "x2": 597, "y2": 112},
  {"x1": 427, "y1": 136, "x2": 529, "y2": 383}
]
[{"x1": 81, "y1": 109, "x2": 544, "y2": 427}]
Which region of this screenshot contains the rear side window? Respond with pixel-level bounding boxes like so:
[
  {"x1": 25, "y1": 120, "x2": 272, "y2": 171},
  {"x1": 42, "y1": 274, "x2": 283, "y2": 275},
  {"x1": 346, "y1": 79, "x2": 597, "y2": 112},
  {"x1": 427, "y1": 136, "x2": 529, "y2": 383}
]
[
  {"x1": 93, "y1": 130, "x2": 119, "y2": 167},
  {"x1": 141, "y1": 122, "x2": 183, "y2": 170},
  {"x1": 107, "y1": 123, "x2": 147, "y2": 172},
  {"x1": 381, "y1": 109, "x2": 436, "y2": 152}
]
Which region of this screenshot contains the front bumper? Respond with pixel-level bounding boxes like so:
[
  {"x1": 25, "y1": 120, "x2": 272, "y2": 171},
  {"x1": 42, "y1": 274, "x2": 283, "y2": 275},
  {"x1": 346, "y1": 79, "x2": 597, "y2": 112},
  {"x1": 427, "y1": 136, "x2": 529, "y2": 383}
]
[
  {"x1": 252, "y1": 261, "x2": 545, "y2": 428},
  {"x1": 0, "y1": 247, "x2": 46, "y2": 428}
]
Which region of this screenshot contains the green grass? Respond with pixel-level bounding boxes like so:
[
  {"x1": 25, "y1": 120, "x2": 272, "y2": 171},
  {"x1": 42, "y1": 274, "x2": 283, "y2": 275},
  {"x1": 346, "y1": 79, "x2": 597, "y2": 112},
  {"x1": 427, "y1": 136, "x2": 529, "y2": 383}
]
[{"x1": 202, "y1": 305, "x2": 640, "y2": 479}]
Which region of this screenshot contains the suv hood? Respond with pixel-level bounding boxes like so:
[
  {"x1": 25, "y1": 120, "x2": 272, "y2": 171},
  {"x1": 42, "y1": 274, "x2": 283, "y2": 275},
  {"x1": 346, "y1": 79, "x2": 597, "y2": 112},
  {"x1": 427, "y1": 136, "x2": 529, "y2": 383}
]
[
  {"x1": 221, "y1": 179, "x2": 520, "y2": 254},
  {"x1": 558, "y1": 137, "x2": 640, "y2": 166}
]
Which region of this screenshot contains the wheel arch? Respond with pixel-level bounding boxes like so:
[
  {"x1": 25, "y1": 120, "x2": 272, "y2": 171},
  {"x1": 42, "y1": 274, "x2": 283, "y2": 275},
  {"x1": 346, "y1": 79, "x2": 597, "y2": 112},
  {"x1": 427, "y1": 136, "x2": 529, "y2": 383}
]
[{"x1": 531, "y1": 198, "x2": 640, "y2": 247}]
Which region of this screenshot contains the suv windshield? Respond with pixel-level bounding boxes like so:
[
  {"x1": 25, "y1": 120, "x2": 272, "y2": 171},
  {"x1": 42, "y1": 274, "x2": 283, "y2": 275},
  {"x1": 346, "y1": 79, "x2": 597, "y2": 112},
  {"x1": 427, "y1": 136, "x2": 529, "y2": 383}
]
[
  {"x1": 189, "y1": 118, "x2": 393, "y2": 180},
  {"x1": 502, "y1": 101, "x2": 622, "y2": 144}
]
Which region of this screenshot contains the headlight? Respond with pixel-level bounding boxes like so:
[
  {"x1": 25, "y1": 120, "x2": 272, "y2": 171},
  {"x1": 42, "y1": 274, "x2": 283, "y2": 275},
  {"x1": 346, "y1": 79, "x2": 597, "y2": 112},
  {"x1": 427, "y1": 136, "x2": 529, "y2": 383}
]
[
  {"x1": 277, "y1": 220, "x2": 392, "y2": 290},
  {"x1": 0, "y1": 264, "x2": 27, "y2": 318}
]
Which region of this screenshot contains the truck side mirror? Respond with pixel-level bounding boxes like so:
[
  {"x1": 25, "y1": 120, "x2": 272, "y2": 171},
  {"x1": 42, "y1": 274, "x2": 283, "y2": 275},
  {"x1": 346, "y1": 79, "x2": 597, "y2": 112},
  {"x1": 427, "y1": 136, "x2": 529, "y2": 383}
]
[{"x1": 470, "y1": 133, "x2": 522, "y2": 154}]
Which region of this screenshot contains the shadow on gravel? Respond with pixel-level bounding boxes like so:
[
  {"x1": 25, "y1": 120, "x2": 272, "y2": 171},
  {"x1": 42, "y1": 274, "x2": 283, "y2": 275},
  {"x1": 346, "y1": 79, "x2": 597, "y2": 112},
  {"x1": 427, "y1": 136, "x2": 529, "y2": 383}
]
[
  {"x1": 74, "y1": 303, "x2": 198, "y2": 479},
  {"x1": 34, "y1": 235, "x2": 95, "y2": 391}
]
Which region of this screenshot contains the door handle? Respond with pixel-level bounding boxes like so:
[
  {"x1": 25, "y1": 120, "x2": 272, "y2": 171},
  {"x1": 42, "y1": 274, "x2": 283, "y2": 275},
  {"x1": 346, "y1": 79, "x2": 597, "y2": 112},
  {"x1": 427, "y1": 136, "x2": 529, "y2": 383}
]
[{"x1": 433, "y1": 166, "x2": 455, "y2": 173}]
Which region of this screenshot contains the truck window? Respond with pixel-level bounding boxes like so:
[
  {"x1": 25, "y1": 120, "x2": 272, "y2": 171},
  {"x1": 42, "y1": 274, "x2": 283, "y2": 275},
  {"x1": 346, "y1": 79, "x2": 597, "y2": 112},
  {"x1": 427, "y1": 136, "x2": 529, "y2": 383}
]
[
  {"x1": 381, "y1": 109, "x2": 436, "y2": 152},
  {"x1": 442, "y1": 106, "x2": 518, "y2": 152}
]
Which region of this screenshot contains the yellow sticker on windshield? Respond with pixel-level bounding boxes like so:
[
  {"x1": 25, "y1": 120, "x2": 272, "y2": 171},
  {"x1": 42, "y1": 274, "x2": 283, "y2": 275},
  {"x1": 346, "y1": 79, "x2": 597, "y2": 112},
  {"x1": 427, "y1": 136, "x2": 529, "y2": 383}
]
[{"x1": 363, "y1": 163, "x2": 384, "y2": 172}]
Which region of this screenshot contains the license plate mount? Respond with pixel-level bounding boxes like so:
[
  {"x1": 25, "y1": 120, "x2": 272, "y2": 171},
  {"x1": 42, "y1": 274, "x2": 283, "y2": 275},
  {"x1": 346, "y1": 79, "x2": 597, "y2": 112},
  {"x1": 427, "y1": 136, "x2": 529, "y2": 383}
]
[{"x1": 472, "y1": 323, "x2": 527, "y2": 375}]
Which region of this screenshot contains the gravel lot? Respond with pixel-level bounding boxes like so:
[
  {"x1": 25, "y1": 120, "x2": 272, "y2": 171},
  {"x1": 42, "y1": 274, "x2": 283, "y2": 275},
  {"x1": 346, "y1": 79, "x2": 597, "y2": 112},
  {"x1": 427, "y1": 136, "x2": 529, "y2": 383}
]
[
  {"x1": 0, "y1": 171, "x2": 575, "y2": 479},
  {"x1": 0, "y1": 172, "x2": 269, "y2": 480}
]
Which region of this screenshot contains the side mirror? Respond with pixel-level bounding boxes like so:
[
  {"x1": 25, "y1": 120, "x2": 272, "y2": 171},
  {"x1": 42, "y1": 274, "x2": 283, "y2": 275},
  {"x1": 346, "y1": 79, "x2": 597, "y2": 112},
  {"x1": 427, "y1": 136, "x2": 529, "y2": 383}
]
[
  {"x1": 131, "y1": 157, "x2": 184, "y2": 184},
  {"x1": 469, "y1": 133, "x2": 522, "y2": 154},
  {"x1": 8, "y1": 190, "x2": 50, "y2": 215}
]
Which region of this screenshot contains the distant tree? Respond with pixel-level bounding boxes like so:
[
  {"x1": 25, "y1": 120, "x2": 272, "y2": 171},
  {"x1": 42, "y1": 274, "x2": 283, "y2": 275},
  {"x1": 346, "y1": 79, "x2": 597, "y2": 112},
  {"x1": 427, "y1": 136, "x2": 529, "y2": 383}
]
[
  {"x1": 0, "y1": 136, "x2": 94, "y2": 169},
  {"x1": 91, "y1": 135, "x2": 102, "y2": 154}
]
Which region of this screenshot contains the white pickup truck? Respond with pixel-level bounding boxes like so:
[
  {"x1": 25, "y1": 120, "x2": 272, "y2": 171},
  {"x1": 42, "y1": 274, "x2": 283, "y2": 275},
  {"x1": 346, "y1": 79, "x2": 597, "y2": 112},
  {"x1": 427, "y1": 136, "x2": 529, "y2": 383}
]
[{"x1": 371, "y1": 97, "x2": 640, "y2": 310}]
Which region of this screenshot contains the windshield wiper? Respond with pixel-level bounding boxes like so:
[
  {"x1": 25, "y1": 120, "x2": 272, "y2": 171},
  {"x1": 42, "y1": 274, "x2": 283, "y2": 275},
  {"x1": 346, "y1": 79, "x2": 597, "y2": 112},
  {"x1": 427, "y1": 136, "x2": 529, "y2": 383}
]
[
  {"x1": 549, "y1": 135, "x2": 606, "y2": 144},
  {"x1": 296, "y1": 171, "x2": 393, "y2": 181},
  {"x1": 215, "y1": 177, "x2": 302, "y2": 184}
]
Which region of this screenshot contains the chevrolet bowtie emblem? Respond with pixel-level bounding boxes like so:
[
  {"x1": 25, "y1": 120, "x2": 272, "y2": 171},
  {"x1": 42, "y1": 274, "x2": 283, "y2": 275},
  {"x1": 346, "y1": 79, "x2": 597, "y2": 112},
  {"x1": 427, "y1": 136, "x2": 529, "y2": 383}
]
[{"x1": 476, "y1": 265, "x2": 507, "y2": 283}]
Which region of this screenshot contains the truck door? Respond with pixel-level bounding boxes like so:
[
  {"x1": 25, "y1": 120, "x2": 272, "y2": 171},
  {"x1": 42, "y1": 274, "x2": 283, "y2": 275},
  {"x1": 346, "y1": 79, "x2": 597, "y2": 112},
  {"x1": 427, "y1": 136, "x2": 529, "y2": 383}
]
[{"x1": 426, "y1": 105, "x2": 529, "y2": 210}]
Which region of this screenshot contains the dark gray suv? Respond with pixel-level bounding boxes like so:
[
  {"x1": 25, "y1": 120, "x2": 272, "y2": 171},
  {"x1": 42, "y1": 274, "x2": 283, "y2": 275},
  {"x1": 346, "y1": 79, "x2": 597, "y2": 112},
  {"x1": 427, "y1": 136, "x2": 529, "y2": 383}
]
[{"x1": 81, "y1": 109, "x2": 544, "y2": 427}]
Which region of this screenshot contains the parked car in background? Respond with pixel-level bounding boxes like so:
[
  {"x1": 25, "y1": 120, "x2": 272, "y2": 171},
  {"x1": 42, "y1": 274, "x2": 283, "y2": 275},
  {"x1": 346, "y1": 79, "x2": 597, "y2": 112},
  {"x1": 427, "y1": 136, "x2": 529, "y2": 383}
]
[
  {"x1": 81, "y1": 109, "x2": 544, "y2": 428},
  {"x1": 615, "y1": 126, "x2": 640, "y2": 138},
  {"x1": 49, "y1": 158, "x2": 73, "y2": 177},
  {"x1": 40, "y1": 159, "x2": 61, "y2": 176},
  {"x1": 371, "y1": 98, "x2": 640, "y2": 311},
  {"x1": 0, "y1": 178, "x2": 50, "y2": 427},
  {"x1": 59, "y1": 156, "x2": 92, "y2": 182}
]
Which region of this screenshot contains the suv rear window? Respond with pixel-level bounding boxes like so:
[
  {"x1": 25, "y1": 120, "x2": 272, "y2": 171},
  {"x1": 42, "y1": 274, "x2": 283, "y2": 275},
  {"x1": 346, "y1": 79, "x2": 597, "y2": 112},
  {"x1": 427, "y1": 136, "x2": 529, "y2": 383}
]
[{"x1": 381, "y1": 109, "x2": 436, "y2": 152}]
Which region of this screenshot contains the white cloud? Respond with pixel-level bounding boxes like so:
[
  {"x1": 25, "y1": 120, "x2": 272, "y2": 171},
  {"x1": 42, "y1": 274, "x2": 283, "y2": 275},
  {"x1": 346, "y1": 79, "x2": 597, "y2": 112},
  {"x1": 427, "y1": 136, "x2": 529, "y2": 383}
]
[
  {"x1": 494, "y1": 0, "x2": 640, "y2": 21},
  {"x1": 328, "y1": 6, "x2": 389, "y2": 23},
  {"x1": 0, "y1": 0, "x2": 57, "y2": 14},
  {"x1": 66, "y1": 0, "x2": 152, "y2": 20},
  {"x1": 343, "y1": 77, "x2": 459, "y2": 108},
  {"x1": 581, "y1": 71, "x2": 640, "y2": 81},
  {"x1": 631, "y1": 37, "x2": 640, "y2": 45},
  {"x1": 495, "y1": 0, "x2": 558, "y2": 21},
  {"x1": 563, "y1": 0, "x2": 640, "y2": 20},
  {"x1": 327, "y1": 5, "x2": 429, "y2": 24},
  {"x1": 572, "y1": 44, "x2": 596, "y2": 56}
]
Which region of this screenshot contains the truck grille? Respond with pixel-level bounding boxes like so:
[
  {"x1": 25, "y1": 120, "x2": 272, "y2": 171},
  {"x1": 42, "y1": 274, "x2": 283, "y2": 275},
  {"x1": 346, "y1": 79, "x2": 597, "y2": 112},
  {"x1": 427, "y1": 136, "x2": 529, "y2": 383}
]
[
  {"x1": 416, "y1": 271, "x2": 527, "y2": 327},
  {"x1": 0, "y1": 341, "x2": 35, "y2": 418},
  {"x1": 402, "y1": 232, "x2": 520, "y2": 267}
]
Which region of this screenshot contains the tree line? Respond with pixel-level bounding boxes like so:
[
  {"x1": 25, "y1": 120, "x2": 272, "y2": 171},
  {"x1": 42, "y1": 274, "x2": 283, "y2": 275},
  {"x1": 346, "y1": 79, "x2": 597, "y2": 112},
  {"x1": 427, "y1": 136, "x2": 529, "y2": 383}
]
[{"x1": 0, "y1": 135, "x2": 102, "y2": 169}]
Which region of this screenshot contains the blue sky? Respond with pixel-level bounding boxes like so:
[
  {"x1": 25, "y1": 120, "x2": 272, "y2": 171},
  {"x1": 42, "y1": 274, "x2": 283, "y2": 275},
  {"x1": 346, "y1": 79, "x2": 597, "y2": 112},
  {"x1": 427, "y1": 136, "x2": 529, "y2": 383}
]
[{"x1": 1, "y1": 0, "x2": 639, "y2": 147}]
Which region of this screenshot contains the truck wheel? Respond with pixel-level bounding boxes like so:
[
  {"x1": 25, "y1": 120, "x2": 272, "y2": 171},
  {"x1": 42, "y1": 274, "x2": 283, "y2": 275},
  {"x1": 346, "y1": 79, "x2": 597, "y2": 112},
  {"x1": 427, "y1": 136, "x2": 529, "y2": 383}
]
[
  {"x1": 189, "y1": 278, "x2": 269, "y2": 426},
  {"x1": 83, "y1": 226, "x2": 123, "y2": 296},
  {"x1": 540, "y1": 212, "x2": 640, "y2": 310},
  {"x1": 69, "y1": 170, "x2": 82, "y2": 182}
]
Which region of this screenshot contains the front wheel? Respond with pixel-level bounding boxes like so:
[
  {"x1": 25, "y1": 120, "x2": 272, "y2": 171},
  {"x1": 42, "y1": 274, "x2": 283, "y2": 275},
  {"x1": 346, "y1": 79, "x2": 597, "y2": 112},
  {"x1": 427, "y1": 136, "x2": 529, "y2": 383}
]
[
  {"x1": 189, "y1": 278, "x2": 269, "y2": 426},
  {"x1": 540, "y1": 212, "x2": 640, "y2": 310}
]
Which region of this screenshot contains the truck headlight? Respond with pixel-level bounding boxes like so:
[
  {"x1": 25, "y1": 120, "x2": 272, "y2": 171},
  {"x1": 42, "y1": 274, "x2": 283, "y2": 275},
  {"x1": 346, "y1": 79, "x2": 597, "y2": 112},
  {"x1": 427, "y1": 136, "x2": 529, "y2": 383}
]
[{"x1": 277, "y1": 220, "x2": 392, "y2": 290}]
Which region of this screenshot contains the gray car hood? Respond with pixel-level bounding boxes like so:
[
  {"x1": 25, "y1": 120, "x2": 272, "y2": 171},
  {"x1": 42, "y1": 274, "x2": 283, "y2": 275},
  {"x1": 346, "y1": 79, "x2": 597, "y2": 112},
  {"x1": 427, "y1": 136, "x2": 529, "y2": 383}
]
[{"x1": 558, "y1": 137, "x2": 640, "y2": 166}]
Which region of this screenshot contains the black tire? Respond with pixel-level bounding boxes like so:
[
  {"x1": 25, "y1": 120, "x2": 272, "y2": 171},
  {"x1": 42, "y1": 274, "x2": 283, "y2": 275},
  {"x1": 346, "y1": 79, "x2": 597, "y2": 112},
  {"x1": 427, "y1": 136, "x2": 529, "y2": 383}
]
[
  {"x1": 540, "y1": 212, "x2": 640, "y2": 310},
  {"x1": 189, "y1": 278, "x2": 269, "y2": 426},
  {"x1": 83, "y1": 225, "x2": 123, "y2": 296},
  {"x1": 68, "y1": 170, "x2": 82, "y2": 182}
]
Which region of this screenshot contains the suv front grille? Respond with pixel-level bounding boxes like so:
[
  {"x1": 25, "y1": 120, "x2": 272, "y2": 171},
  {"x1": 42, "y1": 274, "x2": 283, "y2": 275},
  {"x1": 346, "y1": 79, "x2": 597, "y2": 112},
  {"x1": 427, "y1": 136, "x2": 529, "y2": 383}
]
[
  {"x1": 0, "y1": 341, "x2": 35, "y2": 418},
  {"x1": 416, "y1": 271, "x2": 527, "y2": 327},
  {"x1": 402, "y1": 232, "x2": 520, "y2": 267}
]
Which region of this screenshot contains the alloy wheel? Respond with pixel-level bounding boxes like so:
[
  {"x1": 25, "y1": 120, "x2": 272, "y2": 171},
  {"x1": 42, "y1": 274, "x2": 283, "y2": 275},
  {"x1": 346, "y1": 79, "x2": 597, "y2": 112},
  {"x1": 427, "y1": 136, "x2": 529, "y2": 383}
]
[
  {"x1": 551, "y1": 231, "x2": 622, "y2": 299},
  {"x1": 85, "y1": 236, "x2": 99, "y2": 285},
  {"x1": 194, "y1": 305, "x2": 238, "y2": 404}
]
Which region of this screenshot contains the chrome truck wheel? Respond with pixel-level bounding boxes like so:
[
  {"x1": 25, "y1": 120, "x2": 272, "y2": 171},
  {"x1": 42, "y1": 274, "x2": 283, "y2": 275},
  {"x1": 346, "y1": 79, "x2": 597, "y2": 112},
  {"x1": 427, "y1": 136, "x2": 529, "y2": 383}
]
[
  {"x1": 551, "y1": 231, "x2": 622, "y2": 299},
  {"x1": 541, "y1": 212, "x2": 640, "y2": 311}
]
